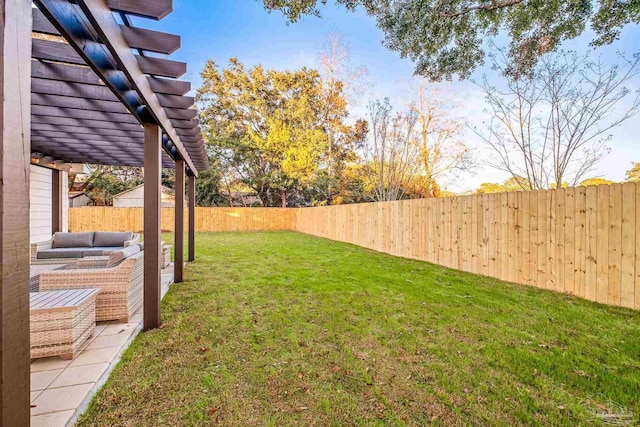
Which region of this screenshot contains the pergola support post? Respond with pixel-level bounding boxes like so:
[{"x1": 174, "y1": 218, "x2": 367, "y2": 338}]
[
  {"x1": 188, "y1": 174, "x2": 195, "y2": 262},
  {"x1": 52, "y1": 168, "x2": 63, "y2": 233},
  {"x1": 143, "y1": 123, "x2": 162, "y2": 330},
  {"x1": 0, "y1": 0, "x2": 32, "y2": 424},
  {"x1": 174, "y1": 159, "x2": 184, "y2": 283}
]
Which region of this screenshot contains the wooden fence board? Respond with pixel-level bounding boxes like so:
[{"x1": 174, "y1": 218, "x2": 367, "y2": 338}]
[
  {"x1": 608, "y1": 184, "x2": 623, "y2": 306},
  {"x1": 621, "y1": 183, "x2": 635, "y2": 308}
]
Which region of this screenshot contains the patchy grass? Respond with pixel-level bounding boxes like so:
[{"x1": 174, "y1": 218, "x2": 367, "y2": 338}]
[{"x1": 78, "y1": 232, "x2": 640, "y2": 426}]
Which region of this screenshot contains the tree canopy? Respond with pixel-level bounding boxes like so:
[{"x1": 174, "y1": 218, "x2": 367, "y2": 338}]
[
  {"x1": 261, "y1": 0, "x2": 640, "y2": 80},
  {"x1": 196, "y1": 58, "x2": 359, "y2": 207}
]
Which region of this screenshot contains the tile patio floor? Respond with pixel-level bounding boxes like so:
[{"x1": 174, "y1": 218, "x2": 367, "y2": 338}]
[{"x1": 29, "y1": 266, "x2": 175, "y2": 427}]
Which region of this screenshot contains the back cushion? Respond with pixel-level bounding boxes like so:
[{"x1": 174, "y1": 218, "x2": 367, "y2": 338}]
[
  {"x1": 52, "y1": 232, "x2": 94, "y2": 248},
  {"x1": 94, "y1": 231, "x2": 134, "y2": 247},
  {"x1": 107, "y1": 245, "x2": 140, "y2": 268}
]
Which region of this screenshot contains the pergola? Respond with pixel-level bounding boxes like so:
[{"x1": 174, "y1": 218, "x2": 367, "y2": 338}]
[{"x1": 0, "y1": 1, "x2": 208, "y2": 423}]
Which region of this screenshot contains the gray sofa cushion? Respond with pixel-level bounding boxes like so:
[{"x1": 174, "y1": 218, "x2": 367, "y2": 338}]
[
  {"x1": 80, "y1": 247, "x2": 123, "y2": 257},
  {"x1": 94, "y1": 231, "x2": 134, "y2": 247},
  {"x1": 107, "y1": 245, "x2": 141, "y2": 268},
  {"x1": 52, "y1": 232, "x2": 94, "y2": 248},
  {"x1": 37, "y1": 248, "x2": 84, "y2": 259}
]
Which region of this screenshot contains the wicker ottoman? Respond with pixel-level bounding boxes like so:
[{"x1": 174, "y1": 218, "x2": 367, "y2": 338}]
[{"x1": 30, "y1": 289, "x2": 100, "y2": 360}]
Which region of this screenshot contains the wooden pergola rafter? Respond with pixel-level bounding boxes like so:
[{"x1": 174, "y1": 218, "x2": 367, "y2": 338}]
[{"x1": 1, "y1": 1, "x2": 201, "y2": 423}]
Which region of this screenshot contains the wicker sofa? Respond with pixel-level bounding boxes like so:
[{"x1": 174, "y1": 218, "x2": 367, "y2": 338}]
[
  {"x1": 31, "y1": 231, "x2": 140, "y2": 265},
  {"x1": 39, "y1": 245, "x2": 143, "y2": 322}
]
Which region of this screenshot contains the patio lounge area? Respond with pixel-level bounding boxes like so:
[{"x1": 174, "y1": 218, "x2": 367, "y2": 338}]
[{"x1": 0, "y1": 1, "x2": 208, "y2": 425}]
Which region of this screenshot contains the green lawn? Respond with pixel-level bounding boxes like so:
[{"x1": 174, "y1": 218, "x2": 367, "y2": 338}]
[{"x1": 78, "y1": 232, "x2": 640, "y2": 426}]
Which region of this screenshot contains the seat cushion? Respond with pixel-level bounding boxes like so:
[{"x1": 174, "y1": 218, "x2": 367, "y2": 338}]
[
  {"x1": 52, "y1": 232, "x2": 94, "y2": 248},
  {"x1": 94, "y1": 231, "x2": 134, "y2": 247},
  {"x1": 107, "y1": 245, "x2": 141, "y2": 268},
  {"x1": 80, "y1": 247, "x2": 121, "y2": 257},
  {"x1": 37, "y1": 248, "x2": 84, "y2": 259}
]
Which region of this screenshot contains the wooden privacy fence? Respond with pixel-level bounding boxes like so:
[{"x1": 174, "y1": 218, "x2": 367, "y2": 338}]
[
  {"x1": 69, "y1": 207, "x2": 294, "y2": 233},
  {"x1": 69, "y1": 183, "x2": 640, "y2": 310},
  {"x1": 295, "y1": 183, "x2": 640, "y2": 310}
]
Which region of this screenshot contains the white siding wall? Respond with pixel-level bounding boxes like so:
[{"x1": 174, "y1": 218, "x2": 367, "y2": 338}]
[{"x1": 30, "y1": 165, "x2": 69, "y2": 244}]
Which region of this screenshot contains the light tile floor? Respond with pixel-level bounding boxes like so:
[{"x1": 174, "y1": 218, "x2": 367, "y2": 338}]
[{"x1": 30, "y1": 266, "x2": 175, "y2": 427}]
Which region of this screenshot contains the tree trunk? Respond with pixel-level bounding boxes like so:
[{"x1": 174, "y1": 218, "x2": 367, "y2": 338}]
[{"x1": 281, "y1": 192, "x2": 287, "y2": 208}]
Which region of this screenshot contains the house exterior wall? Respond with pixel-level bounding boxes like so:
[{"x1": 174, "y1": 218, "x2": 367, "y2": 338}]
[{"x1": 30, "y1": 165, "x2": 69, "y2": 244}]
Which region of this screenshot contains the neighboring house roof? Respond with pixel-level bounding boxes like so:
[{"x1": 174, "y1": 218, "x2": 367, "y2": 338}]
[
  {"x1": 69, "y1": 192, "x2": 92, "y2": 200},
  {"x1": 112, "y1": 184, "x2": 175, "y2": 198}
]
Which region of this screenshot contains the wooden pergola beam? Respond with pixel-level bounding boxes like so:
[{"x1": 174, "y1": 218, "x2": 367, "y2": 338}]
[
  {"x1": 135, "y1": 55, "x2": 186, "y2": 79},
  {"x1": 32, "y1": 104, "x2": 138, "y2": 125},
  {"x1": 165, "y1": 108, "x2": 197, "y2": 120},
  {"x1": 188, "y1": 174, "x2": 196, "y2": 262},
  {"x1": 108, "y1": 0, "x2": 173, "y2": 20},
  {"x1": 121, "y1": 25, "x2": 180, "y2": 55},
  {"x1": 143, "y1": 123, "x2": 162, "y2": 330},
  {"x1": 0, "y1": 1, "x2": 32, "y2": 424},
  {"x1": 147, "y1": 76, "x2": 191, "y2": 96},
  {"x1": 174, "y1": 159, "x2": 185, "y2": 283},
  {"x1": 32, "y1": 122, "x2": 142, "y2": 137},
  {"x1": 32, "y1": 113, "x2": 143, "y2": 132}
]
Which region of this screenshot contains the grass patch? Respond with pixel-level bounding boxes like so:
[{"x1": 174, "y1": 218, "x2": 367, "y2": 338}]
[{"x1": 78, "y1": 231, "x2": 640, "y2": 426}]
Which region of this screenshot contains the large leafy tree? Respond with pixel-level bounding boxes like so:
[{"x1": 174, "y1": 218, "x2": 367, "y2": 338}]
[
  {"x1": 261, "y1": 0, "x2": 640, "y2": 80},
  {"x1": 197, "y1": 58, "x2": 346, "y2": 207}
]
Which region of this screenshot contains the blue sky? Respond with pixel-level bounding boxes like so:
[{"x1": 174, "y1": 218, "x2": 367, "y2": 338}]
[{"x1": 137, "y1": 1, "x2": 640, "y2": 191}]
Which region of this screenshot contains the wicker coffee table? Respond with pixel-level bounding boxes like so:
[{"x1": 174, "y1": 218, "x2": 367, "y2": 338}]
[{"x1": 30, "y1": 289, "x2": 100, "y2": 360}]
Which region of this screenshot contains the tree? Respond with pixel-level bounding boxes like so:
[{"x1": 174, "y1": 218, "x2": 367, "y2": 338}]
[
  {"x1": 408, "y1": 81, "x2": 473, "y2": 197},
  {"x1": 475, "y1": 48, "x2": 640, "y2": 190},
  {"x1": 361, "y1": 99, "x2": 423, "y2": 202},
  {"x1": 580, "y1": 177, "x2": 614, "y2": 186},
  {"x1": 261, "y1": 0, "x2": 640, "y2": 80},
  {"x1": 315, "y1": 32, "x2": 369, "y2": 204},
  {"x1": 476, "y1": 177, "x2": 530, "y2": 194},
  {"x1": 626, "y1": 162, "x2": 640, "y2": 182},
  {"x1": 83, "y1": 166, "x2": 143, "y2": 206},
  {"x1": 196, "y1": 58, "x2": 335, "y2": 207}
]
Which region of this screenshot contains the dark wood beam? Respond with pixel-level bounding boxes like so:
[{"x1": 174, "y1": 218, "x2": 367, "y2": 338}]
[
  {"x1": 32, "y1": 104, "x2": 137, "y2": 125},
  {"x1": 32, "y1": 92, "x2": 130, "y2": 114},
  {"x1": 170, "y1": 118, "x2": 199, "y2": 129},
  {"x1": 32, "y1": 38, "x2": 84, "y2": 65},
  {"x1": 32, "y1": 60, "x2": 101, "y2": 85},
  {"x1": 147, "y1": 76, "x2": 191, "y2": 96},
  {"x1": 136, "y1": 55, "x2": 186, "y2": 79},
  {"x1": 32, "y1": 122, "x2": 142, "y2": 138},
  {"x1": 0, "y1": 1, "x2": 32, "y2": 424},
  {"x1": 32, "y1": 8, "x2": 59, "y2": 35},
  {"x1": 174, "y1": 159, "x2": 185, "y2": 283},
  {"x1": 143, "y1": 123, "x2": 162, "y2": 330},
  {"x1": 32, "y1": 115, "x2": 143, "y2": 132},
  {"x1": 157, "y1": 93, "x2": 194, "y2": 109},
  {"x1": 176, "y1": 126, "x2": 200, "y2": 137},
  {"x1": 32, "y1": 77, "x2": 119, "y2": 101},
  {"x1": 188, "y1": 174, "x2": 195, "y2": 262},
  {"x1": 120, "y1": 25, "x2": 180, "y2": 55},
  {"x1": 165, "y1": 107, "x2": 197, "y2": 120},
  {"x1": 108, "y1": 0, "x2": 173, "y2": 20},
  {"x1": 52, "y1": 169, "x2": 63, "y2": 233}
]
